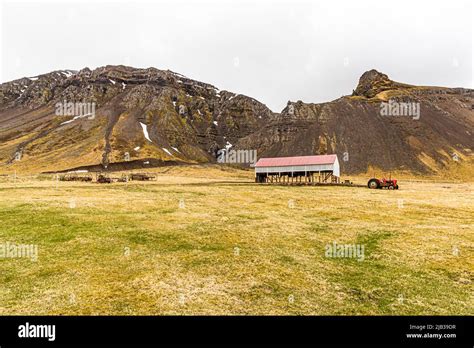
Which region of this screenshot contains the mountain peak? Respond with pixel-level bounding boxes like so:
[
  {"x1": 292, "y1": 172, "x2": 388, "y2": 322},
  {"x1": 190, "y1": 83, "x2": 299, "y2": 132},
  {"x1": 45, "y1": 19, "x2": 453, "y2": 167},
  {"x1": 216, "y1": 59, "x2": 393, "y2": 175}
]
[
  {"x1": 360, "y1": 69, "x2": 390, "y2": 80},
  {"x1": 352, "y1": 69, "x2": 397, "y2": 98}
]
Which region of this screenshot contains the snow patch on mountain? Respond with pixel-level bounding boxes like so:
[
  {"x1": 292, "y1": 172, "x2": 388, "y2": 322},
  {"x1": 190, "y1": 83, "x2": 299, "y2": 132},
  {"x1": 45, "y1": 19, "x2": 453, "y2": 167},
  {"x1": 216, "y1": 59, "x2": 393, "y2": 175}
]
[{"x1": 139, "y1": 122, "x2": 152, "y2": 142}]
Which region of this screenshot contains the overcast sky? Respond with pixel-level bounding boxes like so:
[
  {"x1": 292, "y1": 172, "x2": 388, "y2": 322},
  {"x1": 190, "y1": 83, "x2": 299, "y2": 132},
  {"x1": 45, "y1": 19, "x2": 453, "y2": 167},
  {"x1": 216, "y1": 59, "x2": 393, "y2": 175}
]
[{"x1": 0, "y1": 0, "x2": 472, "y2": 111}]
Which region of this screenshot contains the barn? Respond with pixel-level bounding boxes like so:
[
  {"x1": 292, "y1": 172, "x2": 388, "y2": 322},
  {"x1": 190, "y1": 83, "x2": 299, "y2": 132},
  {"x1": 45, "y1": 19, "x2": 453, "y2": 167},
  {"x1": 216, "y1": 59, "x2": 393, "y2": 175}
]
[{"x1": 254, "y1": 154, "x2": 340, "y2": 184}]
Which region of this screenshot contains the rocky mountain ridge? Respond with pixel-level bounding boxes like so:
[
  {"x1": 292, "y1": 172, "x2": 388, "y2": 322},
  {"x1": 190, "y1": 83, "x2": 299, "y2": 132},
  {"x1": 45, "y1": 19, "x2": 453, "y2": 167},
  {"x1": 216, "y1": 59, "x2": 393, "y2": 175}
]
[{"x1": 0, "y1": 66, "x2": 472, "y2": 174}]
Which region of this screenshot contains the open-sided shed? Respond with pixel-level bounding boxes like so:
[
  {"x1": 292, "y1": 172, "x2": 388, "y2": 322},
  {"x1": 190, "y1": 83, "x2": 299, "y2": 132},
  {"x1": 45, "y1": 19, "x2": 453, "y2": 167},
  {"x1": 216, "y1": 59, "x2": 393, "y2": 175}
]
[{"x1": 255, "y1": 154, "x2": 340, "y2": 184}]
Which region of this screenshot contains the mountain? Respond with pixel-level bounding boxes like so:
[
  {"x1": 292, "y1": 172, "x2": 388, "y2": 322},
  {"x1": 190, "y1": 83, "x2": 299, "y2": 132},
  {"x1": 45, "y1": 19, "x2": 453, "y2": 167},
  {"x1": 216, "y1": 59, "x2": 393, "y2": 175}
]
[
  {"x1": 0, "y1": 66, "x2": 274, "y2": 172},
  {"x1": 0, "y1": 66, "x2": 472, "y2": 174},
  {"x1": 237, "y1": 70, "x2": 474, "y2": 173}
]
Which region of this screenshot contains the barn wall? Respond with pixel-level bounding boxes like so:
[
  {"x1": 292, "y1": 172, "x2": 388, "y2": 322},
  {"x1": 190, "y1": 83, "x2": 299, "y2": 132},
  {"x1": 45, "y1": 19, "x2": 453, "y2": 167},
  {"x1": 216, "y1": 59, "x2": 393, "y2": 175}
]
[
  {"x1": 255, "y1": 164, "x2": 336, "y2": 174},
  {"x1": 333, "y1": 157, "x2": 340, "y2": 177}
]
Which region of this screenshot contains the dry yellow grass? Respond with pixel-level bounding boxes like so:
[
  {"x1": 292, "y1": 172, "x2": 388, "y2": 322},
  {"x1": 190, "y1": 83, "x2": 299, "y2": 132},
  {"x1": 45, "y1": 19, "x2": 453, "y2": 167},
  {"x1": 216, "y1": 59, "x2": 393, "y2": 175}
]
[{"x1": 0, "y1": 165, "x2": 472, "y2": 315}]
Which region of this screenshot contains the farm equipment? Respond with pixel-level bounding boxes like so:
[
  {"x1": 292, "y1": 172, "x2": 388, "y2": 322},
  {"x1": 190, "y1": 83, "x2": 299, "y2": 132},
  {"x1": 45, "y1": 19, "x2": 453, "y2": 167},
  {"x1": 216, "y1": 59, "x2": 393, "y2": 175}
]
[
  {"x1": 59, "y1": 174, "x2": 93, "y2": 182},
  {"x1": 96, "y1": 174, "x2": 112, "y2": 184},
  {"x1": 367, "y1": 177, "x2": 399, "y2": 190},
  {"x1": 130, "y1": 173, "x2": 155, "y2": 181},
  {"x1": 117, "y1": 174, "x2": 129, "y2": 182}
]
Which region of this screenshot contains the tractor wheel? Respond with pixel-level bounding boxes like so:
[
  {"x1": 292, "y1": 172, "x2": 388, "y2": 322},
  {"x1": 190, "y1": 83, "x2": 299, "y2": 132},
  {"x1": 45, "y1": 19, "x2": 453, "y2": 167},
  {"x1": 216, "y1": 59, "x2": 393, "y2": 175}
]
[
  {"x1": 388, "y1": 185, "x2": 394, "y2": 190},
  {"x1": 395, "y1": 185, "x2": 399, "y2": 190},
  {"x1": 368, "y1": 178, "x2": 379, "y2": 189}
]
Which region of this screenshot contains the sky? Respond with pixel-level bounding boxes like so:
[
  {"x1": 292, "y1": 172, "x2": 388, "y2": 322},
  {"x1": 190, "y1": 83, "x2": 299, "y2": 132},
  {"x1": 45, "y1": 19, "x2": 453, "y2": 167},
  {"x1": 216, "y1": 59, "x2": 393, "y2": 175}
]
[{"x1": 0, "y1": 0, "x2": 472, "y2": 112}]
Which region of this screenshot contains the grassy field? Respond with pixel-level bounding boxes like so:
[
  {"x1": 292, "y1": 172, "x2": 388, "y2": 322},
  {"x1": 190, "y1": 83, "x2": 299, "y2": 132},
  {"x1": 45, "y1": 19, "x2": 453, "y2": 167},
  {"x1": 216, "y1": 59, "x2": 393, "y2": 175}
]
[{"x1": 0, "y1": 165, "x2": 472, "y2": 315}]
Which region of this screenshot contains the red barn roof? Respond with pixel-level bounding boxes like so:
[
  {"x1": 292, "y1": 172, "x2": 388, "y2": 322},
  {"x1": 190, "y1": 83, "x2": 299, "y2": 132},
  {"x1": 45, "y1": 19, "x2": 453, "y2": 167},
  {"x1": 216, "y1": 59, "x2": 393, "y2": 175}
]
[{"x1": 255, "y1": 154, "x2": 338, "y2": 167}]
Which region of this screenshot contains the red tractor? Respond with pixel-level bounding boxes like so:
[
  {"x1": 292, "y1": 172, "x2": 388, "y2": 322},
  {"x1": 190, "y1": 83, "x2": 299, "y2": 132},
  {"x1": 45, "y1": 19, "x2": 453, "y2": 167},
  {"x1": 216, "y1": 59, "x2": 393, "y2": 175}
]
[{"x1": 368, "y1": 177, "x2": 399, "y2": 190}]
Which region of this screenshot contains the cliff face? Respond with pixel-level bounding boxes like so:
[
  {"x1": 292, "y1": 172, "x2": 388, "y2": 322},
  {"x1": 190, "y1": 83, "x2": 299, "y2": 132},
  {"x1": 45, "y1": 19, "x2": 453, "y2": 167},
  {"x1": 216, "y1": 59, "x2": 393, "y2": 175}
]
[
  {"x1": 0, "y1": 65, "x2": 274, "y2": 172},
  {"x1": 0, "y1": 66, "x2": 472, "y2": 174}
]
